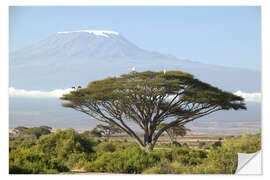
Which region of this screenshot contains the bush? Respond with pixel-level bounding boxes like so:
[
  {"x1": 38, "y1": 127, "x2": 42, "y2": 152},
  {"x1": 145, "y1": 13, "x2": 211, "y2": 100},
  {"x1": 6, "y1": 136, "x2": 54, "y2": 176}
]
[
  {"x1": 212, "y1": 141, "x2": 222, "y2": 148},
  {"x1": 85, "y1": 145, "x2": 160, "y2": 173},
  {"x1": 149, "y1": 149, "x2": 172, "y2": 162},
  {"x1": 36, "y1": 128, "x2": 96, "y2": 167},
  {"x1": 9, "y1": 128, "x2": 97, "y2": 173},
  {"x1": 143, "y1": 160, "x2": 187, "y2": 174},
  {"x1": 232, "y1": 130, "x2": 261, "y2": 153},
  {"x1": 171, "y1": 146, "x2": 207, "y2": 166},
  {"x1": 187, "y1": 130, "x2": 261, "y2": 174},
  {"x1": 94, "y1": 142, "x2": 116, "y2": 154},
  {"x1": 9, "y1": 148, "x2": 68, "y2": 174},
  {"x1": 143, "y1": 132, "x2": 260, "y2": 175}
]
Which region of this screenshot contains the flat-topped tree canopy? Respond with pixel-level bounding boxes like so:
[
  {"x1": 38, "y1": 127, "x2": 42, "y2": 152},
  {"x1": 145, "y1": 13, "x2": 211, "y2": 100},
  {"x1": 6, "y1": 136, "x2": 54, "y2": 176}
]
[{"x1": 61, "y1": 70, "x2": 246, "y2": 150}]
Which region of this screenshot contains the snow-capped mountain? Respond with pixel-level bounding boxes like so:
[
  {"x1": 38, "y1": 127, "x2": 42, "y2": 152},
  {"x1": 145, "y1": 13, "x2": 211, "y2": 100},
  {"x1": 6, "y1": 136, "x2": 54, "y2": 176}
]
[
  {"x1": 9, "y1": 30, "x2": 261, "y2": 92},
  {"x1": 11, "y1": 30, "x2": 173, "y2": 62}
]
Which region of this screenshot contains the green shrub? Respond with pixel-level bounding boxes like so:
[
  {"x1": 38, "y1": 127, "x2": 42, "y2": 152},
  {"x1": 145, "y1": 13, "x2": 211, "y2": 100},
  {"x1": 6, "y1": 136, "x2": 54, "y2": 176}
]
[
  {"x1": 188, "y1": 130, "x2": 261, "y2": 174},
  {"x1": 212, "y1": 141, "x2": 222, "y2": 148},
  {"x1": 85, "y1": 146, "x2": 160, "y2": 173},
  {"x1": 149, "y1": 149, "x2": 172, "y2": 162},
  {"x1": 94, "y1": 140, "x2": 137, "y2": 155},
  {"x1": 143, "y1": 160, "x2": 187, "y2": 174},
  {"x1": 9, "y1": 148, "x2": 68, "y2": 174},
  {"x1": 232, "y1": 130, "x2": 261, "y2": 153},
  {"x1": 36, "y1": 128, "x2": 96, "y2": 168},
  {"x1": 9, "y1": 128, "x2": 97, "y2": 173},
  {"x1": 95, "y1": 142, "x2": 116, "y2": 153},
  {"x1": 171, "y1": 146, "x2": 207, "y2": 166}
]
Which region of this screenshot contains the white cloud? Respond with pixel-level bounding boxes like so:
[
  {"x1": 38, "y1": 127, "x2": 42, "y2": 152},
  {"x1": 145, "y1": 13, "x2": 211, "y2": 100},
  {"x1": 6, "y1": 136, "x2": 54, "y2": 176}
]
[
  {"x1": 9, "y1": 87, "x2": 72, "y2": 98},
  {"x1": 234, "y1": 91, "x2": 261, "y2": 102},
  {"x1": 8, "y1": 87, "x2": 262, "y2": 103}
]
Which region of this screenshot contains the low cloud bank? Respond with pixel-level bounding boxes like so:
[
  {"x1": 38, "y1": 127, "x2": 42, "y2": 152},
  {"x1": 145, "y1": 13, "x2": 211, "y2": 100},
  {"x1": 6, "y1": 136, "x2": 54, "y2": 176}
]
[
  {"x1": 234, "y1": 90, "x2": 261, "y2": 102},
  {"x1": 9, "y1": 87, "x2": 72, "y2": 98},
  {"x1": 9, "y1": 87, "x2": 261, "y2": 102}
]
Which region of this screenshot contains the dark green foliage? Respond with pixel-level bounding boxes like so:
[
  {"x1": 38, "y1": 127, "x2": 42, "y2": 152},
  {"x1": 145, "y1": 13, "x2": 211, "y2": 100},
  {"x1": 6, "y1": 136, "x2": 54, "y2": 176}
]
[
  {"x1": 142, "y1": 146, "x2": 208, "y2": 174},
  {"x1": 94, "y1": 140, "x2": 138, "y2": 156},
  {"x1": 9, "y1": 142, "x2": 68, "y2": 174},
  {"x1": 85, "y1": 141, "x2": 170, "y2": 173},
  {"x1": 22, "y1": 126, "x2": 51, "y2": 139},
  {"x1": 96, "y1": 142, "x2": 116, "y2": 153},
  {"x1": 171, "y1": 146, "x2": 208, "y2": 166},
  {"x1": 85, "y1": 141, "x2": 208, "y2": 173},
  {"x1": 85, "y1": 145, "x2": 160, "y2": 173},
  {"x1": 9, "y1": 129, "x2": 96, "y2": 174},
  {"x1": 36, "y1": 128, "x2": 96, "y2": 168},
  {"x1": 142, "y1": 160, "x2": 186, "y2": 174},
  {"x1": 212, "y1": 141, "x2": 222, "y2": 148}
]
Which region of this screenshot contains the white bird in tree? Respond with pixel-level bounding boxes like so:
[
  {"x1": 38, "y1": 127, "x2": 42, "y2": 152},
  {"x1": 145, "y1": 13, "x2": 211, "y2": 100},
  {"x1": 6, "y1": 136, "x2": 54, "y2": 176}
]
[
  {"x1": 131, "y1": 67, "x2": 136, "y2": 72},
  {"x1": 163, "y1": 69, "x2": 167, "y2": 74}
]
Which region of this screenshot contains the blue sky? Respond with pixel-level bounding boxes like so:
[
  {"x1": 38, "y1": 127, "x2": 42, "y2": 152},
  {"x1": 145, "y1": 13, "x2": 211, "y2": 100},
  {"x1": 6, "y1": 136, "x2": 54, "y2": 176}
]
[{"x1": 9, "y1": 6, "x2": 261, "y2": 70}]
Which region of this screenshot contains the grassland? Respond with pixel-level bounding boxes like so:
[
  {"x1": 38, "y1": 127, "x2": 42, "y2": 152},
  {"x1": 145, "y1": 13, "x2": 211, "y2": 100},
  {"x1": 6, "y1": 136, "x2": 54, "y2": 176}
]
[{"x1": 109, "y1": 133, "x2": 234, "y2": 149}]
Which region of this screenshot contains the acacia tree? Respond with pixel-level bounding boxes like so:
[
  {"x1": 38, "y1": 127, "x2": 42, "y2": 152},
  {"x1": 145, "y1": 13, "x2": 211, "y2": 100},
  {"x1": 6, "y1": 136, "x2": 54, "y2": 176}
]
[
  {"x1": 22, "y1": 126, "x2": 51, "y2": 139},
  {"x1": 61, "y1": 71, "x2": 246, "y2": 150},
  {"x1": 157, "y1": 123, "x2": 190, "y2": 144}
]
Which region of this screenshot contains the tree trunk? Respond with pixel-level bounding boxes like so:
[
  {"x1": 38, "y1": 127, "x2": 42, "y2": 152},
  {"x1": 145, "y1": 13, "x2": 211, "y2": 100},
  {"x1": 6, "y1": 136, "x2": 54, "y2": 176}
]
[{"x1": 142, "y1": 125, "x2": 155, "y2": 151}]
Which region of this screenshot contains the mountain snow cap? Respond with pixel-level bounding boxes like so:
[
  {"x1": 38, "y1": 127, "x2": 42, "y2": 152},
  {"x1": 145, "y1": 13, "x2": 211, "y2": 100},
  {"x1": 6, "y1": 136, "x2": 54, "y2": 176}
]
[{"x1": 57, "y1": 30, "x2": 119, "y2": 38}]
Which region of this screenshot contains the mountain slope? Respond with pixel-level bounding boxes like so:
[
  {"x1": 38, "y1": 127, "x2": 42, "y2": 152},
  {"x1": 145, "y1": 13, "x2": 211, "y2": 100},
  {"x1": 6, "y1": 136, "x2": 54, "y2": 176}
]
[{"x1": 9, "y1": 30, "x2": 260, "y2": 92}]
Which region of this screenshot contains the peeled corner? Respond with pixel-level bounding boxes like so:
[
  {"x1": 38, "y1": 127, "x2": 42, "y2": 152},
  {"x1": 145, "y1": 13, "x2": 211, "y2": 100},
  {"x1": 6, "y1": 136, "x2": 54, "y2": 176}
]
[{"x1": 235, "y1": 151, "x2": 262, "y2": 175}]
